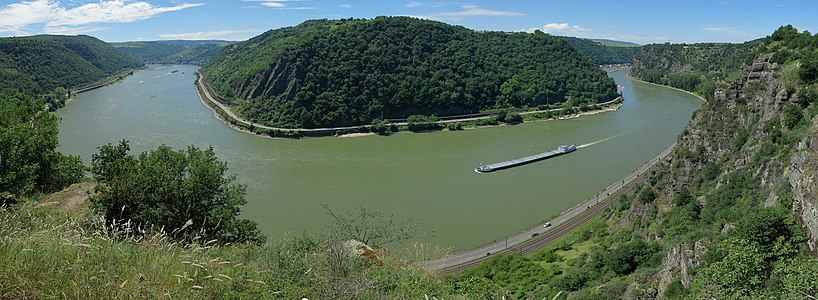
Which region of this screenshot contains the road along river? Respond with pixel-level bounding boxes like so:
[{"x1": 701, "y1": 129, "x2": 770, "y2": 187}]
[{"x1": 56, "y1": 65, "x2": 702, "y2": 251}]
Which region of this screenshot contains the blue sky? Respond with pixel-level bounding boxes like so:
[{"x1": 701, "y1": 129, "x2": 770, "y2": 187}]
[{"x1": 0, "y1": 0, "x2": 815, "y2": 44}]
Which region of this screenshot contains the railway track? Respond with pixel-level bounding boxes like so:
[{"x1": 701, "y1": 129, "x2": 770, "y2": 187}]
[{"x1": 427, "y1": 143, "x2": 674, "y2": 276}]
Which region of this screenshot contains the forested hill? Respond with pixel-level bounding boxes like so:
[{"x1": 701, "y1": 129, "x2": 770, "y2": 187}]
[
  {"x1": 202, "y1": 17, "x2": 618, "y2": 129},
  {"x1": 113, "y1": 40, "x2": 230, "y2": 65},
  {"x1": 560, "y1": 36, "x2": 639, "y2": 65},
  {"x1": 630, "y1": 40, "x2": 760, "y2": 100},
  {"x1": 0, "y1": 35, "x2": 143, "y2": 99}
]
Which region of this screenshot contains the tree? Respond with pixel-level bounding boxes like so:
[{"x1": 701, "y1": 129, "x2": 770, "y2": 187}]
[
  {"x1": 406, "y1": 114, "x2": 440, "y2": 132},
  {"x1": 796, "y1": 86, "x2": 817, "y2": 107},
  {"x1": 799, "y1": 51, "x2": 818, "y2": 84},
  {"x1": 734, "y1": 207, "x2": 795, "y2": 250},
  {"x1": 604, "y1": 240, "x2": 662, "y2": 275},
  {"x1": 782, "y1": 103, "x2": 803, "y2": 129},
  {"x1": 637, "y1": 186, "x2": 657, "y2": 204},
  {"x1": 0, "y1": 97, "x2": 83, "y2": 202},
  {"x1": 691, "y1": 237, "x2": 767, "y2": 298},
  {"x1": 369, "y1": 118, "x2": 396, "y2": 135},
  {"x1": 504, "y1": 112, "x2": 523, "y2": 125},
  {"x1": 91, "y1": 141, "x2": 265, "y2": 245},
  {"x1": 323, "y1": 205, "x2": 418, "y2": 248}
]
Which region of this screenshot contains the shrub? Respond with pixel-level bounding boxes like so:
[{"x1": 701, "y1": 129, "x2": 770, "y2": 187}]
[
  {"x1": 637, "y1": 186, "x2": 657, "y2": 204},
  {"x1": 91, "y1": 141, "x2": 265, "y2": 245},
  {"x1": 504, "y1": 112, "x2": 523, "y2": 125},
  {"x1": 406, "y1": 115, "x2": 441, "y2": 132}
]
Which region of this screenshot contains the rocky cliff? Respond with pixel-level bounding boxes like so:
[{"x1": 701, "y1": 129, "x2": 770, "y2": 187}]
[
  {"x1": 789, "y1": 119, "x2": 818, "y2": 253},
  {"x1": 633, "y1": 50, "x2": 818, "y2": 297}
]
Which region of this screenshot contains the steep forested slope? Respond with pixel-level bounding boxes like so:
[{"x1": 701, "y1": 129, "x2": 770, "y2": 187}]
[
  {"x1": 0, "y1": 35, "x2": 143, "y2": 102},
  {"x1": 113, "y1": 40, "x2": 230, "y2": 65},
  {"x1": 560, "y1": 36, "x2": 639, "y2": 65},
  {"x1": 630, "y1": 40, "x2": 760, "y2": 100},
  {"x1": 202, "y1": 17, "x2": 617, "y2": 128},
  {"x1": 456, "y1": 26, "x2": 818, "y2": 299}
]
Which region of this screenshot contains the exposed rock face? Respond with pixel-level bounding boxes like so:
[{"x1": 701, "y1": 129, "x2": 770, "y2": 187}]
[
  {"x1": 664, "y1": 55, "x2": 789, "y2": 200},
  {"x1": 40, "y1": 182, "x2": 97, "y2": 213},
  {"x1": 648, "y1": 53, "x2": 818, "y2": 291},
  {"x1": 657, "y1": 239, "x2": 708, "y2": 295},
  {"x1": 788, "y1": 118, "x2": 818, "y2": 252}
]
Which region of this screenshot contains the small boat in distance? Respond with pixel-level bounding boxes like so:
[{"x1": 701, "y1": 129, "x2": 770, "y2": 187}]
[
  {"x1": 475, "y1": 144, "x2": 577, "y2": 173},
  {"x1": 170, "y1": 70, "x2": 179, "y2": 73}
]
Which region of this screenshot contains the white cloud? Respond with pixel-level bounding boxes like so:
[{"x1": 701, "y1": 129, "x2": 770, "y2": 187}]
[
  {"x1": 260, "y1": 2, "x2": 286, "y2": 8},
  {"x1": 43, "y1": 25, "x2": 109, "y2": 35},
  {"x1": 159, "y1": 29, "x2": 258, "y2": 41},
  {"x1": 702, "y1": 26, "x2": 731, "y2": 32},
  {"x1": 588, "y1": 34, "x2": 667, "y2": 44},
  {"x1": 405, "y1": 2, "x2": 447, "y2": 8},
  {"x1": 0, "y1": 0, "x2": 202, "y2": 35},
  {"x1": 526, "y1": 23, "x2": 588, "y2": 34},
  {"x1": 340, "y1": 4, "x2": 353, "y2": 8},
  {"x1": 522, "y1": 23, "x2": 666, "y2": 44},
  {"x1": 701, "y1": 26, "x2": 749, "y2": 37},
  {"x1": 241, "y1": 0, "x2": 314, "y2": 10},
  {"x1": 410, "y1": 5, "x2": 524, "y2": 21}
]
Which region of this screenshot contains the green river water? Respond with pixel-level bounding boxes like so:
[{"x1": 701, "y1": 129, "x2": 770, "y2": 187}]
[{"x1": 57, "y1": 65, "x2": 702, "y2": 251}]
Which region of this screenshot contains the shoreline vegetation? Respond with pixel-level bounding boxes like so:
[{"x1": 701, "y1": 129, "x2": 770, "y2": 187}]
[
  {"x1": 195, "y1": 73, "x2": 625, "y2": 139},
  {"x1": 71, "y1": 65, "x2": 147, "y2": 95},
  {"x1": 624, "y1": 73, "x2": 708, "y2": 103}
]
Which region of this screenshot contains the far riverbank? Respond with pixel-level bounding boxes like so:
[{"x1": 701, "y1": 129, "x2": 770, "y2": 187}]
[
  {"x1": 195, "y1": 73, "x2": 625, "y2": 139},
  {"x1": 624, "y1": 74, "x2": 708, "y2": 103}
]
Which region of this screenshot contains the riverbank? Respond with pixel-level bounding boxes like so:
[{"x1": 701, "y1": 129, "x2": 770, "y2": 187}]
[
  {"x1": 195, "y1": 73, "x2": 625, "y2": 139},
  {"x1": 72, "y1": 65, "x2": 147, "y2": 95},
  {"x1": 624, "y1": 73, "x2": 708, "y2": 103},
  {"x1": 424, "y1": 141, "x2": 677, "y2": 274}
]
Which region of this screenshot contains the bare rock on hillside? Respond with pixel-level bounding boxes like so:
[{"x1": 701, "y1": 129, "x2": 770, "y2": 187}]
[{"x1": 40, "y1": 182, "x2": 97, "y2": 213}]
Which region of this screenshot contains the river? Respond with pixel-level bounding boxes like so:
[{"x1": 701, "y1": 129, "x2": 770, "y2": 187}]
[{"x1": 56, "y1": 65, "x2": 701, "y2": 251}]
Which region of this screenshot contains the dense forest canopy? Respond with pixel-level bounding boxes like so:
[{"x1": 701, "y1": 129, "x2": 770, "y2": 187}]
[
  {"x1": 202, "y1": 17, "x2": 618, "y2": 128},
  {"x1": 0, "y1": 35, "x2": 143, "y2": 108},
  {"x1": 560, "y1": 36, "x2": 640, "y2": 65},
  {"x1": 630, "y1": 40, "x2": 760, "y2": 100},
  {"x1": 113, "y1": 40, "x2": 231, "y2": 65}
]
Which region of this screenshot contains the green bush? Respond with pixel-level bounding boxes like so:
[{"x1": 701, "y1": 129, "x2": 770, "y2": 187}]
[
  {"x1": 0, "y1": 97, "x2": 83, "y2": 202},
  {"x1": 446, "y1": 122, "x2": 463, "y2": 131},
  {"x1": 604, "y1": 240, "x2": 662, "y2": 276},
  {"x1": 637, "y1": 186, "x2": 657, "y2": 204},
  {"x1": 370, "y1": 118, "x2": 397, "y2": 135},
  {"x1": 504, "y1": 112, "x2": 523, "y2": 125},
  {"x1": 91, "y1": 141, "x2": 265, "y2": 245},
  {"x1": 406, "y1": 115, "x2": 441, "y2": 132},
  {"x1": 664, "y1": 281, "x2": 687, "y2": 299},
  {"x1": 782, "y1": 103, "x2": 803, "y2": 129},
  {"x1": 799, "y1": 51, "x2": 818, "y2": 84}
]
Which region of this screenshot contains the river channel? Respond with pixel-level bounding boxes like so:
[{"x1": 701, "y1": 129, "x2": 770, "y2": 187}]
[{"x1": 57, "y1": 65, "x2": 702, "y2": 251}]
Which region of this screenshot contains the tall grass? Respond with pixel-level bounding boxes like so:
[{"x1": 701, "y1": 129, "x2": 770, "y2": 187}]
[{"x1": 0, "y1": 203, "x2": 495, "y2": 299}]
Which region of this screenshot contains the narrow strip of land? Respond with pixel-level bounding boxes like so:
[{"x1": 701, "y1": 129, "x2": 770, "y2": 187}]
[
  {"x1": 196, "y1": 74, "x2": 622, "y2": 134},
  {"x1": 422, "y1": 141, "x2": 677, "y2": 275},
  {"x1": 72, "y1": 66, "x2": 145, "y2": 94}
]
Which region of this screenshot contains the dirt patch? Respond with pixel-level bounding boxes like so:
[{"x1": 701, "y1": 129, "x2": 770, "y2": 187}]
[{"x1": 40, "y1": 182, "x2": 97, "y2": 213}]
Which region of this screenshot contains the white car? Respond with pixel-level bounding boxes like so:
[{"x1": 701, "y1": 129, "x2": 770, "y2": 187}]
[{"x1": 543, "y1": 222, "x2": 552, "y2": 228}]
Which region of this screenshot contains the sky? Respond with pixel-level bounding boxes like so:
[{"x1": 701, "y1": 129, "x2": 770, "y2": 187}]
[{"x1": 0, "y1": 0, "x2": 816, "y2": 44}]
